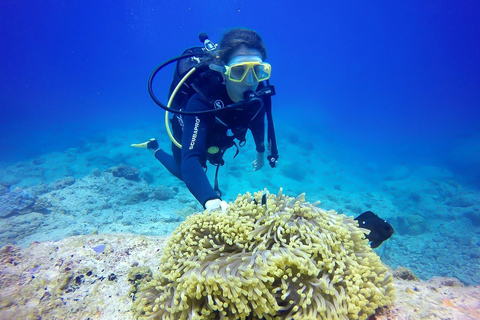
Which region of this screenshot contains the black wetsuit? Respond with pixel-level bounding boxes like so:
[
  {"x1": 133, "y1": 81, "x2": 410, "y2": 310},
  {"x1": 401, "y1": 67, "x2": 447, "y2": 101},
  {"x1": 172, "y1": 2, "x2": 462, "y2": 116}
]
[{"x1": 154, "y1": 89, "x2": 266, "y2": 207}]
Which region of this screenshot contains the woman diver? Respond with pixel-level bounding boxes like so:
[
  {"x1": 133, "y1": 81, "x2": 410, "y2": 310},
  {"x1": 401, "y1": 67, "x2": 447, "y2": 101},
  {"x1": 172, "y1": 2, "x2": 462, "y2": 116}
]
[{"x1": 140, "y1": 28, "x2": 278, "y2": 212}]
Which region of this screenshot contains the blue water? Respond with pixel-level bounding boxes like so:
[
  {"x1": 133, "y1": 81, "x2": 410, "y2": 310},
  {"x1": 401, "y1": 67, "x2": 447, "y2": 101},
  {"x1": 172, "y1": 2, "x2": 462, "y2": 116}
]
[
  {"x1": 2, "y1": 1, "x2": 479, "y2": 176},
  {"x1": 1, "y1": 0, "x2": 480, "y2": 285}
]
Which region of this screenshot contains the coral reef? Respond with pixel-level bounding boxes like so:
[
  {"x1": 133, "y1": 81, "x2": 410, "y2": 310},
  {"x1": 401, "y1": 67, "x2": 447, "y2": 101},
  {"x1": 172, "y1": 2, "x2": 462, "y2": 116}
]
[
  {"x1": 0, "y1": 188, "x2": 37, "y2": 218},
  {"x1": 392, "y1": 267, "x2": 419, "y2": 281},
  {"x1": 112, "y1": 165, "x2": 141, "y2": 181},
  {"x1": 0, "y1": 234, "x2": 168, "y2": 319},
  {"x1": 0, "y1": 233, "x2": 478, "y2": 319},
  {"x1": 149, "y1": 185, "x2": 176, "y2": 201},
  {"x1": 133, "y1": 189, "x2": 394, "y2": 320}
]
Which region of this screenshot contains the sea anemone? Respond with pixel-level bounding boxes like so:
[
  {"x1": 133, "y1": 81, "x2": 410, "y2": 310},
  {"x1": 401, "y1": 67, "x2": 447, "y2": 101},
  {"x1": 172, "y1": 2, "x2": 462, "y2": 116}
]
[{"x1": 133, "y1": 189, "x2": 394, "y2": 320}]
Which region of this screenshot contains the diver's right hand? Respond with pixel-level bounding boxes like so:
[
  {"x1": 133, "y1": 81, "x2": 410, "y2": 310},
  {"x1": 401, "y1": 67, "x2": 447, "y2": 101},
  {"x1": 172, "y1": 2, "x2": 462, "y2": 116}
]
[
  {"x1": 252, "y1": 152, "x2": 265, "y2": 171},
  {"x1": 147, "y1": 139, "x2": 159, "y2": 154},
  {"x1": 205, "y1": 199, "x2": 229, "y2": 213}
]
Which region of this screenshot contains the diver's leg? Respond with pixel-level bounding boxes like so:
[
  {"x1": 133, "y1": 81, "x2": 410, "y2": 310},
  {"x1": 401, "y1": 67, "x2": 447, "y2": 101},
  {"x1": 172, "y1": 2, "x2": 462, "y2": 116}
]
[
  {"x1": 154, "y1": 144, "x2": 183, "y2": 180},
  {"x1": 172, "y1": 143, "x2": 182, "y2": 166}
]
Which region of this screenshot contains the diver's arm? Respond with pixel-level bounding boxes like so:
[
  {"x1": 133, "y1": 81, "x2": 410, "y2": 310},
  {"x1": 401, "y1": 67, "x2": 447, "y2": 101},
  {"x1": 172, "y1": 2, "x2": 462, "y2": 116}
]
[{"x1": 181, "y1": 95, "x2": 222, "y2": 207}]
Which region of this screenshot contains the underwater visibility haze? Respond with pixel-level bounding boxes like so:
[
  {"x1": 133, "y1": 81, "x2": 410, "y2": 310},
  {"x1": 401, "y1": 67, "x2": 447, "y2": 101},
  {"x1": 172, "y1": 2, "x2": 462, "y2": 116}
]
[{"x1": 1, "y1": 1, "x2": 480, "y2": 169}]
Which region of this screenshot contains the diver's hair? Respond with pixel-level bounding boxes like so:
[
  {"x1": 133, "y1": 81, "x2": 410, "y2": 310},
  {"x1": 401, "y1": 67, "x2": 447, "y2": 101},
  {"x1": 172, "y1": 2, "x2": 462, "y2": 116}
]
[{"x1": 218, "y1": 28, "x2": 267, "y2": 64}]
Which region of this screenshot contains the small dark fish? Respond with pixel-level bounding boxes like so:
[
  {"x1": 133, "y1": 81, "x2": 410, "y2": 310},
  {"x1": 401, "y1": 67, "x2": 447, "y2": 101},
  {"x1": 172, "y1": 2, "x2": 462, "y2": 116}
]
[
  {"x1": 261, "y1": 190, "x2": 267, "y2": 207},
  {"x1": 355, "y1": 211, "x2": 394, "y2": 248},
  {"x1": 254, "y1": 189, "x2": 268, "y2": 209}
]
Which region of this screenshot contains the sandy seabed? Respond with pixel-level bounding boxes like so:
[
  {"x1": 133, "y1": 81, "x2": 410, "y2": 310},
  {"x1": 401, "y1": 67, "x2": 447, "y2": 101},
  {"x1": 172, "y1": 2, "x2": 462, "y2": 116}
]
[{"x1": 0, "y1": 233, "x2": 479, "y2": 320}]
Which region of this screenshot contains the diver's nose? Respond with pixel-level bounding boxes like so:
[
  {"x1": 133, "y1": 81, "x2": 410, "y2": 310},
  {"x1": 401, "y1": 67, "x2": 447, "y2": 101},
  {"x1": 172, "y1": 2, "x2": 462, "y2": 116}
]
[{"x1": 244, "y1": 69, "x2": 256, "y2": 85}]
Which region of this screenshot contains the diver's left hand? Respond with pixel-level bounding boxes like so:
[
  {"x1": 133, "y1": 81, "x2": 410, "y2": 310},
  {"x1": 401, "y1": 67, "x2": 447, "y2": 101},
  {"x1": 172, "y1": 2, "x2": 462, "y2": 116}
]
[{"x1": 252, "y1": 152, "x2": 265, "y2": 171}]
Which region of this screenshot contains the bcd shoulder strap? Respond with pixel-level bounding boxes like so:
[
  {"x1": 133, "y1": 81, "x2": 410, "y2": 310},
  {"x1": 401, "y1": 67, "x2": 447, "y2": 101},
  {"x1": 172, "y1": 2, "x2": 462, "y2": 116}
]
[{"x1": 264, "y1": 93, "x2": 279, "y2": 168}]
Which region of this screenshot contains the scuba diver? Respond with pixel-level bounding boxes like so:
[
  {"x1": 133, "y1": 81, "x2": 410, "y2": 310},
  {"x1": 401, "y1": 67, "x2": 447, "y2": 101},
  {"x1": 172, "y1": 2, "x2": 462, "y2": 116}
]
[{"x1": 133, "y1": 28, "x2": 279, "y2": 212}]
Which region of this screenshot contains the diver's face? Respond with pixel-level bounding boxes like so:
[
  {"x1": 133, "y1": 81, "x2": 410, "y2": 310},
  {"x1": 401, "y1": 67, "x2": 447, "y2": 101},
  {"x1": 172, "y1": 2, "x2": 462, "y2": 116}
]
[{"x1": 224, "y1": 47, "x2": 263, "y2": 102}]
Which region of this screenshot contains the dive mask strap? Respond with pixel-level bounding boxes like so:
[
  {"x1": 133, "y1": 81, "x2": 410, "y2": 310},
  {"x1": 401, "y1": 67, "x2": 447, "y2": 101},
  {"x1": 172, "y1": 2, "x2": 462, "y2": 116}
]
[{"x1": 209, "y1": 63, "x2": 224, "y2": 73}]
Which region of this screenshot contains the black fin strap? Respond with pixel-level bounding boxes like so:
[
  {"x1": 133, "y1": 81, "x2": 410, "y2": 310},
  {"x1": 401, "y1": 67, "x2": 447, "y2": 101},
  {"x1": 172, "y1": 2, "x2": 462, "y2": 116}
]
[
  {"x1": 213, "y1": 164, "x2": 222, "y2": 197},
  {"x1": 265, "y1": 96, "x2": 279, "y2": 168}
]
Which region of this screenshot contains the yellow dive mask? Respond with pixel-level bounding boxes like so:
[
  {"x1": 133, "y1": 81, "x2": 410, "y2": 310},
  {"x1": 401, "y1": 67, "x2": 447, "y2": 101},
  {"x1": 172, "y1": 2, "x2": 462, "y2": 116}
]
[{"x1": 224, "y1": 61, "x2": 272, "y2": 82}]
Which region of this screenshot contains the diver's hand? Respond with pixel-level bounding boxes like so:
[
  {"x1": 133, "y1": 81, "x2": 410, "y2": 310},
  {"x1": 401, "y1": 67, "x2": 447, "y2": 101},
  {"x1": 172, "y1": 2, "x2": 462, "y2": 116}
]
[
  {"x1": 252, "y1": 152, "x2": 265, "y2": 171},
  {"x1": 147, "y1": 139, "x2": 159, "y2": 154},
  {"x1": 205, "y1": 199, "x2": 229, "y2": 213}
]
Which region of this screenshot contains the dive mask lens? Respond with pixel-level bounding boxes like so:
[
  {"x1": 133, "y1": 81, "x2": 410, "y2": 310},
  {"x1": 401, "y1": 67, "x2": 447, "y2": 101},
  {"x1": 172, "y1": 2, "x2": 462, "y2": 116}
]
[
  {"x1": 225, "y1": 62, "x2": 271, "y2": 82},
  {"x1": 230, "y1": 65, "x2": 248, "y2": 81},
  {"x1": 253, "y1": 63, "x2": 271, "y2": 81}
]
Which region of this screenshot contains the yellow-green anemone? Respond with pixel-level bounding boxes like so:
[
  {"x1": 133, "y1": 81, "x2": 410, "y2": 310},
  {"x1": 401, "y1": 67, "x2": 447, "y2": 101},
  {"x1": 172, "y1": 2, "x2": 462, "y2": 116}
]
[{"x1": 133, "y1": 189, "x2": 394, "y2": 320}]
